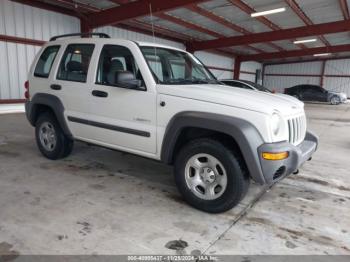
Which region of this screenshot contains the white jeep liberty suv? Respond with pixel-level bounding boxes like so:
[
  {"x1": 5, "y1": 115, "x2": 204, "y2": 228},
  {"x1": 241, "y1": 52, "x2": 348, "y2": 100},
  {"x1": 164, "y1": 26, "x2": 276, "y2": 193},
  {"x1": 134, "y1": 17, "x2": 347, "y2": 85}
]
[{"x1": 25, "y1": 33, "x2": 318, "y2": 213}]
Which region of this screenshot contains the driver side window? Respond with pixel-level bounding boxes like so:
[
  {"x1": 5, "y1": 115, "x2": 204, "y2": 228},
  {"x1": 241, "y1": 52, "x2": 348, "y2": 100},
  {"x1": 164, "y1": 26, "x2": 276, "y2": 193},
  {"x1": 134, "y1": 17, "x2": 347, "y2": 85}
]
[{"x1": 96, "y1": 45, "x2": 144, "y2": 88}]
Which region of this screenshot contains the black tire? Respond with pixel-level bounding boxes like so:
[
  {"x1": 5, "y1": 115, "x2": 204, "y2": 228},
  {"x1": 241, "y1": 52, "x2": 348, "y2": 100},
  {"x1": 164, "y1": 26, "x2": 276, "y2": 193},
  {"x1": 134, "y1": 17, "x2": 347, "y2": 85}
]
[
  {"x1": 330, "y1": 95, "x2": 341, "y2": 105},
  {"x1": 35, "y1": 112, "x2": 73, "y2": 160},
  {"x1": 174, "y1": 138, "x2": 250, "y2": 213}
]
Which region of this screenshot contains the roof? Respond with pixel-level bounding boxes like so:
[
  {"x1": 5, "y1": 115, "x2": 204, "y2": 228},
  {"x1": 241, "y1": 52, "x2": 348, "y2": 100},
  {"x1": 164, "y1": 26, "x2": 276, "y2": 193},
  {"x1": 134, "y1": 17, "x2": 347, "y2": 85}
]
[{"x1": 14, "y1": 0, "x2": 350, "y2": 63}]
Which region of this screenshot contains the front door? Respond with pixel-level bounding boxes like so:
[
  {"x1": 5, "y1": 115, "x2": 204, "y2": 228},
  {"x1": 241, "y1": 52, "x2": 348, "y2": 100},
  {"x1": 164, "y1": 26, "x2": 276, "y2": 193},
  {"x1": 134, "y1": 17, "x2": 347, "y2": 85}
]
[{"x1": 87, "y1": 44, "x2": 157, "y2": 155}]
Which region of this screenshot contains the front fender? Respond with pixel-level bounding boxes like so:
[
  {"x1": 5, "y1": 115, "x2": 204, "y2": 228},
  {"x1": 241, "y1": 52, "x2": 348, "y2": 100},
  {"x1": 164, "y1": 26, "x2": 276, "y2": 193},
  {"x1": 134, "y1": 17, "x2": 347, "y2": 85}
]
[{"x1": 161, "y1": 111, "x2": 267, "y2": 184}]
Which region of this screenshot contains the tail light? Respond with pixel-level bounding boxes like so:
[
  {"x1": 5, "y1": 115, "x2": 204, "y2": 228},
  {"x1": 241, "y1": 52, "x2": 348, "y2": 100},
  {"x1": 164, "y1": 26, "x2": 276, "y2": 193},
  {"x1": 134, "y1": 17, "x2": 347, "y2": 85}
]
[{"x1": 24, "y1": 80, "x2": 29, "y2": 99}]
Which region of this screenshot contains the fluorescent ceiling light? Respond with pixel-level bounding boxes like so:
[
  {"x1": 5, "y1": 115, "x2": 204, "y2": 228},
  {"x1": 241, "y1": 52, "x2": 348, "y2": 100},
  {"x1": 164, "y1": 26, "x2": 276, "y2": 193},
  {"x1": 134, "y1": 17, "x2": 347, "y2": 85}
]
[
  {"x1": 251, "y1": 7, "x2": 286, "y2": 17},
  {"x1": 313, "y1": 53, "x2": 331, "y2": 57},
  {"x1": 294, "y1": 39, "x2": 317, "y2": 44}
]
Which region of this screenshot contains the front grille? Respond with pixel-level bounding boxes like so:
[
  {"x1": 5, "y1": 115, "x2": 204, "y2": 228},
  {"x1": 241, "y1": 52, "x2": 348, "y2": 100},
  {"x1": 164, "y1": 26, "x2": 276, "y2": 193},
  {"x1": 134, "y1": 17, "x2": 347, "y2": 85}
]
[{"x1": 287, "y1": 115, "x2": 306, "y2": 145}]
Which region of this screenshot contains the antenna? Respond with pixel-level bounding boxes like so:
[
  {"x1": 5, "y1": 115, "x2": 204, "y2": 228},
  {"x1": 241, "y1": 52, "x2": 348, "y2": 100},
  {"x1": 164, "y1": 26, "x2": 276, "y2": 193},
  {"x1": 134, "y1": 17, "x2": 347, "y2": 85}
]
[
  {"x1": 149, "y1": 3, "x2": 159, "y2": 75},
  {"x1": 149, "y1": 3, "x2": 156, "y2": 45}
]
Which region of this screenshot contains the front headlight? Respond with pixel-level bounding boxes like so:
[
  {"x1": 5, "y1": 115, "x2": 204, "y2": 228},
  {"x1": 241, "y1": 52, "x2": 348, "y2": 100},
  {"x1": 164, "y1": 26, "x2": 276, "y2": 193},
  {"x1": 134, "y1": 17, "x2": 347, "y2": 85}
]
[{"x1": 271, "y1": 112, "x2": 283, "y2": 136}]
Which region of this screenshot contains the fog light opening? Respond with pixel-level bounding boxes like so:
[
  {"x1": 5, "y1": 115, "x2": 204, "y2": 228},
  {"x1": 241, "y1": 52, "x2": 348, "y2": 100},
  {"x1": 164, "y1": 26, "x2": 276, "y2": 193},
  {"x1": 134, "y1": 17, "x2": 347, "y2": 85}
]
[
  {"x1": 262, "y1": 151, "x2": 289, "y2": 160},
  {"x1": 273, "y1": 166, "x2": 286, "y2": 180}
]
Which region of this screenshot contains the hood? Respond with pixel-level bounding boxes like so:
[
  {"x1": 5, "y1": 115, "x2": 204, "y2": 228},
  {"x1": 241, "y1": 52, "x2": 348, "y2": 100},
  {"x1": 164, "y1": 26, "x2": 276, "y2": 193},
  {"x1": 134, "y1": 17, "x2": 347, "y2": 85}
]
[
  {"x1": 157, "y1": 84, "x2": 304, "y2": 116},
  {"x1": 328, "y1": 90, "x2": 347, "y2": 98},
  {"x1": 275, "y1": 93, "x2": 305, "y2": 105}
]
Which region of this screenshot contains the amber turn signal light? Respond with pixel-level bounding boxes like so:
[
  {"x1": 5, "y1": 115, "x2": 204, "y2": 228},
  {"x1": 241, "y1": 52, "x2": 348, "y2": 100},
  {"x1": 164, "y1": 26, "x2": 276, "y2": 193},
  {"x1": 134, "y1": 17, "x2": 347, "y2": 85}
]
[{"x1": 262, "y1": 151, "x2": 289, "y2": 160}]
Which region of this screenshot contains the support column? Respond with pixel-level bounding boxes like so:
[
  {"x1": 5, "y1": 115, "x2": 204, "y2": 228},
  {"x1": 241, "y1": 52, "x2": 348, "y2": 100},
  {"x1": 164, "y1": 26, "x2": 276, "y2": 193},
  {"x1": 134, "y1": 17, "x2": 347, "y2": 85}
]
[
  {"x1": 80, "y1": 18, "x2": 92, "y2": 34},
  {"x1": 261, "y1": 63, "x2": 265, "y2": 85},
  {"x1": 320, "y1": 60, "x2": 326, "y2": 87},
  {"x1": 233, "y1": 56, "x2": 241, "y2": 79}
]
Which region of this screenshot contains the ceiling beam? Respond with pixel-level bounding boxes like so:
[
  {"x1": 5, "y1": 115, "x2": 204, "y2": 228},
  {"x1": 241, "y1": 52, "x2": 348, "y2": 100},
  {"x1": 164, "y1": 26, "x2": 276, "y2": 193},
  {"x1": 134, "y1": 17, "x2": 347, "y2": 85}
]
[
  {"x1": 339, "y1": 0, "x2": 350, "y2": 20},
  {"x1": 285, "y1": 0, "x2": 330, "y2": 46},
  {"x1": 228, "y1": 0, "x2": 307, "y2": 49},
  {"x1": 264, "y1": 55, "x2": 350, "y2": 66},
  {"x1": 119, "y1": 20, "x2": 238, "y2": 57},
  {"x1": 118, "y1": 22, "x2": 188, "y2": 43},
  {"x1": 155, "y1": 13, "x2": 223, "y2": 38},
  {"x1": 241, "y1": 43, "x2": 350, "y2": 61},
  {"x1": 0, "y1": 34, "x2": 45, "y2": 46},
  {"x1": 186, "y1": 4, "x2": 284, "y2": 52},
  {"x1": 189, "y1": 20, "x2": 350, "y2": 51},
  {"x1": 88, "y1": 0, "x2": 207, "y2": 28},
  {"x1": 52, "y1": 0, "x2": 99, "y2": 13},
  {"x1": 155, "y1": 13, "x2": 264, "y2": 53},
  {"x1": 10, "y1": 0, "x2": 80, "y2": 17},
  {"x1": 109, "y1": 0, "x2": 131, "y2": 4}
]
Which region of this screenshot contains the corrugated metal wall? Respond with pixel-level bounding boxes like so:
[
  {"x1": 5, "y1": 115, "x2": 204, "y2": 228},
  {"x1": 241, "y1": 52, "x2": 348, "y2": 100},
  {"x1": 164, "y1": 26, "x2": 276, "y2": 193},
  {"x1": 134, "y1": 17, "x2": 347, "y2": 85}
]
[
  {"x1": 264, "y1": 61, "x2": 322, "y2": 93},
  {"x1": 240, "y1": 61, "x2": 262, "y2": 82},
  {"x1": 194, "y1": 51, "x2": 234, "y2": 79},
  {"x1": 0, "y1": 0, "x2": 80, "y2": 100},
  {"x1": 0, "y1": 1, "x2": 262, "y2": 100},
  {"x1": 264, "y1": 60, "x2": 350, "y2": 97},
  {"x1": 324, "y1": 59, "x2": 350, "y2": 96}
]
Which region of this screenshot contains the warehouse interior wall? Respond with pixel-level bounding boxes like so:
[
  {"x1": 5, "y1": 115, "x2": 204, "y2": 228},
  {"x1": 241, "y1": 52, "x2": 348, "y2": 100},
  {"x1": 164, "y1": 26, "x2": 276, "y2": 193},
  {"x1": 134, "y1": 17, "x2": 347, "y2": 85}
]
[
  {"x1": 0, "y1": 0, "x2": 262, "y2": 101},
  {"x1": 264, "y1": 60, "x2": 350, "y2": 97},
  {"x1": 240, "y1": 61, "x2": 262, "y2": 83},
  {"x1": 0, "y1": 0, "x2": 80, "y2": 101}
]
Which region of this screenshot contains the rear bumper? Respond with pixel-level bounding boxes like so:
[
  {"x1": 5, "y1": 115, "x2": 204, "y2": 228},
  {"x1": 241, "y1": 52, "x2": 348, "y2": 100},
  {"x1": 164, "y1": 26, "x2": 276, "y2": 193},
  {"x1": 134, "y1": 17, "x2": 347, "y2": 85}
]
[
  {"x1": 25, "y1": 100, "x2": 35, "y2": 126},
  {"x1": 258, "y1": 131, "x2": 318, "y2": 185}
]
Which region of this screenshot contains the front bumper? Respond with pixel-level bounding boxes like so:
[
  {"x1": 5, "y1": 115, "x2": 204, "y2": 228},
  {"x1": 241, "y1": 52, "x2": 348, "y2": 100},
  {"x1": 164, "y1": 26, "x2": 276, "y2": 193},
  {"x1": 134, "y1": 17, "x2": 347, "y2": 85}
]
[
  {"x1": 340, "y1": 96, "x2": 348, "y2": 103},
  {"x1": 258, "y1": 131, "x2": 318, "y2": 185}
]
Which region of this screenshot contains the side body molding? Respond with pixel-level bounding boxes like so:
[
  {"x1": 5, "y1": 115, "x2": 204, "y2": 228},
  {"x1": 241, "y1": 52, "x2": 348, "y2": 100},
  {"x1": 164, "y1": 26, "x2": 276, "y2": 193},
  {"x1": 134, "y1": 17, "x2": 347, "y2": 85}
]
[
  {"x1": 25, "y1": 93, "x2": 72, "y2": 138},
  {"x1": 161, "y1": 111, "x2": 267, "y2": 184}
]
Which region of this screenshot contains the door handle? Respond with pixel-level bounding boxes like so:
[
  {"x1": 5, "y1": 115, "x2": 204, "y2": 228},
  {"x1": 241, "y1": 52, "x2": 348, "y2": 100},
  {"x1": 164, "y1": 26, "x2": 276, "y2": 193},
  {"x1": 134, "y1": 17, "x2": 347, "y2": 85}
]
[
  {"x1": 92, "y1": 90, "x2": 108, "y2": 98},
  {"x1": 50, "y1": 84, "x2": 61, "y2": 90}
]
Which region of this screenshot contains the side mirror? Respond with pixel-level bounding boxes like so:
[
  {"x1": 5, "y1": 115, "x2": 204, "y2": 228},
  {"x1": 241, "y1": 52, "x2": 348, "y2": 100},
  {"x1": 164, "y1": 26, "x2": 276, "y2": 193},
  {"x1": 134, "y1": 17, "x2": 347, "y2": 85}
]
[{"x1": 113, "y1": 71, "x2": 143, "y2": 90}]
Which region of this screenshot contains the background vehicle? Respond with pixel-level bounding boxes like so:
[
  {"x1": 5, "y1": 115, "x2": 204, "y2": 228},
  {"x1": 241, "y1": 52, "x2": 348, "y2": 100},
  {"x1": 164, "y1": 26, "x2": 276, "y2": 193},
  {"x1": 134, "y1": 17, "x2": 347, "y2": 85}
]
[
  {"x1": 25, "y1": 33, "x2": 318, "y2": 213},
  {"x1": 221, "y1": 79, "x2": 272, "y2": 93},
  {"x1": 284, "y1": 84, "x2": 347, "y2": 105}
]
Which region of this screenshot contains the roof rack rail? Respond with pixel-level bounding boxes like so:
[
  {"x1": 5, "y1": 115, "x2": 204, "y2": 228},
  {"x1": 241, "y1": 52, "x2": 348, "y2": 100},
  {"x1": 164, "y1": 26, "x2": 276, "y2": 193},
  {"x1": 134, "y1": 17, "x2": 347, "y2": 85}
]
[{"x1": 50, "y1": 32, "x2": 110, "y2": 41}]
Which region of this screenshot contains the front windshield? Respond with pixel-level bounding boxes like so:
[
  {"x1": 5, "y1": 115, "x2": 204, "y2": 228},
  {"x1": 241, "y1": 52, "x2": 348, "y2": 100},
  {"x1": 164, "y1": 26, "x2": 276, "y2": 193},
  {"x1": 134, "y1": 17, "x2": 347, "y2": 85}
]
[
  {"x1": 244, "y1": 81, "x2": 272, "y2": 93},
  {"x1": 140, "y1": 46, "x2": 219, "y2": 85}
]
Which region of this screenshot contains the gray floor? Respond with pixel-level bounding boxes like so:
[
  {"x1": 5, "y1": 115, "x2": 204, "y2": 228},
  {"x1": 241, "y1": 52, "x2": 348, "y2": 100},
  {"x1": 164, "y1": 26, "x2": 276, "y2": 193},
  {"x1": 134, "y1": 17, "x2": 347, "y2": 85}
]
[{"x1": 0, "y1": 103, "x2": 349, "y2": 255}]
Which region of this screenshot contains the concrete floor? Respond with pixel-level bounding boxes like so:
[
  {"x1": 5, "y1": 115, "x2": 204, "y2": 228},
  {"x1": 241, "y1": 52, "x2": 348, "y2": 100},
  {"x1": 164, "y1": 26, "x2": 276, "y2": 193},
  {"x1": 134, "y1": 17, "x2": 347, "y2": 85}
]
[{"x1": 0, "y1": 103, "x2": 349, "y2": 256}]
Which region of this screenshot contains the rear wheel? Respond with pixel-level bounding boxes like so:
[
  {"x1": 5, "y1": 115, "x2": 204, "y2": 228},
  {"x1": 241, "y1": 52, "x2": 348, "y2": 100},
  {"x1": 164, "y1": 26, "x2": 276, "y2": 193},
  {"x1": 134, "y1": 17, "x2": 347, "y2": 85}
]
[
  {"x1": 35, "y1": 112, "x2": 73, "y2": 160},
  {"x1": 174, "y1": 138, "x2": 249, "y2": 213}
]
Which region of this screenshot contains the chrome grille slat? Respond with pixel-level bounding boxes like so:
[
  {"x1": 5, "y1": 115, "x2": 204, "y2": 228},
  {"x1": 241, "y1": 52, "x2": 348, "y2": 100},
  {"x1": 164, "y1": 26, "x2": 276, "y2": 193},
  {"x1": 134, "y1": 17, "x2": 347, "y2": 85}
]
[
  {"x1": 288, "y1": 120, "x2": 292, "y2": 143},
  {"x1": 287, "y1": 114, "x2": 306, "y2": 145}
]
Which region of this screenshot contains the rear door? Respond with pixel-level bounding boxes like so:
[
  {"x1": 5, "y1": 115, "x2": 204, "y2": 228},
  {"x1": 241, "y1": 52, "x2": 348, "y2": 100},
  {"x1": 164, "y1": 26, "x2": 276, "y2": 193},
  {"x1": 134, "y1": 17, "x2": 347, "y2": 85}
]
[{"x1": 51, "y1": 43, "x2": 96, "y2": 138}]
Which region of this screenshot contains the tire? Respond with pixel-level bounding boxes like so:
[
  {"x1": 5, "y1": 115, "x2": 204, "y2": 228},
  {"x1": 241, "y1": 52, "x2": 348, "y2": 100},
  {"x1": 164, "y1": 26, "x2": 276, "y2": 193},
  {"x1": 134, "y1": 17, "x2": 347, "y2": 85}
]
[
  {"x1": 330, "y1": 96, "x2": 340, "y2": 105},
  {"x1": 35, "y1": 112, "x2": 73, "y2": 160},
  {"x1": 174, "y1": 138, "x2": 250, "y2": 213}
]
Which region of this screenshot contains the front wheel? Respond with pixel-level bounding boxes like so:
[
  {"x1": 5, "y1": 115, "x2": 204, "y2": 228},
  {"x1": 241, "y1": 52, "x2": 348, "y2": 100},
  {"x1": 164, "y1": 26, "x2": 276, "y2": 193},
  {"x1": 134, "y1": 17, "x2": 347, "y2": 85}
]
[
  {"x1": 174, "y1": 138, "x2": 249, "y2": 213},
  {"x1": 330, "y1": 96, "x2": 341, "y2": 105}
]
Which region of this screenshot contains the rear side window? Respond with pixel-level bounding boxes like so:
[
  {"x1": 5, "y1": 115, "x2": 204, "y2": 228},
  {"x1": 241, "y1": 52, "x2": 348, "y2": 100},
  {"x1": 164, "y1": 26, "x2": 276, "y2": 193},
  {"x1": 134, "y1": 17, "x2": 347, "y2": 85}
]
[
  {"x1": 34, "y1": 45, "x2": 60, "y2": 78},
  {"x1": 57, "y1": 44, "x2": 94, "y2": 83}
]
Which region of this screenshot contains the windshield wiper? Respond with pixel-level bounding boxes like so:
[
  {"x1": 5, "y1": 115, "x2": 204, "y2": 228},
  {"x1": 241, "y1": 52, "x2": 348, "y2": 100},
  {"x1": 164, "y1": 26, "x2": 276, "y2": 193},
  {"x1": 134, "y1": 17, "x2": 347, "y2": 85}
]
[{"x1": 162, "y1": 78, "x2": 220, "y2": 85}]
